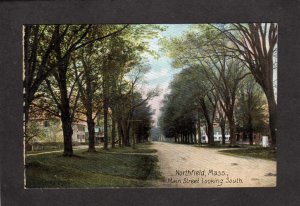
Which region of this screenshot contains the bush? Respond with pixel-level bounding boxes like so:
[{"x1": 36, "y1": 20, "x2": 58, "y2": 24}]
[{"x1": 26, "y1": 120, "x2": 64, "y2": 144}]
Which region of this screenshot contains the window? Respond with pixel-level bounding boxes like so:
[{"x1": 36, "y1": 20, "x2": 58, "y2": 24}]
[
  {"x1": 44, "y1": 121, "x2": 49, "y2": 127},
  {"x1": 77, "y1": 134, "x2": 85, "y2": 141},
  {"x1": 78, "y1": 125, "x2": 85, "y2": 131}
]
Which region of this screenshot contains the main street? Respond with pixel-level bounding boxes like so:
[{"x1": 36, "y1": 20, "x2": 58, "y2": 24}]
[{"x1": 151, "y1": 142, "x2": 276, "y2": 188}]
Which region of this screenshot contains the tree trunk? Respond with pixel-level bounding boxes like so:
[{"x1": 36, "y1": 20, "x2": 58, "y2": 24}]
[
  {"x1": 87, "y1": 116, "x2": 96, "y2": 152},
  {"x1": 81, "y1": 56, "x2": 96, "y2": 152},
  {"x1": 200, "y1": 100, "x2": 215, "y2": 145},
  {"x1": 220, "y1": 120, "x2": 226, "y2": 145},
  {"x1": 228, "y1": 116, "x2": 236, "y2": 146},
  {"x1": 197, "y1": 121, "x2": 201, "y2": 145},
  {"x1": 207, "y1": 123, "x2": 214, "y2": 145},
  {"x1": 117, "y1": 119, "x2": 123, "y2": 147},
  {"x1": 61, "y1": 110, "x2": 73, "y2": 156},
  {"x1": 102, "y1": 65, "x2": 109, "y2": 149},
  {"x1": 59, "y1": 60, "x2": 74, "y2": 156},
  {"x1": 194, "y1": 129, "x2": 197, "y2": 144},
  {"x1": 62, "y1": 123, "x2": 73, "y2": 156},
  {"x1": 121, "y1": 120, "x2": 130, "y2": 146},
  {"x1": 266, "y1": 92, "x2": 277, "y2": 147},
  {"x1": 111, "y1": 112, "x2": 116, "y2": 148},
  {"x1": 131, "y1": 123, "x2": 136, "y2": 149},
  {"x1": 249, "y1": 131, "x2": 253, "y2": 146},
  {"x1": 103, "y1": 96, "x2": 109, "y2": 149},
  {"x1": 248, "y1": 116, "x2": 253, "y2": 146}
]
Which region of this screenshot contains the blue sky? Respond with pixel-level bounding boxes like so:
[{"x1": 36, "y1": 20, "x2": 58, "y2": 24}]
[{"x1": 142, "y1": 24, "x2": 192, "y2": 126}]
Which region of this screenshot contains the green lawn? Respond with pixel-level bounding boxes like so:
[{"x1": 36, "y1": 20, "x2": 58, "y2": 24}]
[
  {"x1": 218, "y1": 147, "x2": 276, "y2": 161},
  {"x1": 193, "y1": 143, "x2": 233, "y2": 149},
  {"x1": 105, "y1": 142, "x2": 157, "y2": 154},
  {"x1": 26, "y1": 143, "x2": 64, "y2": 155},
  {"x1": 193, "y1": 142, "x2": 259, "y2": 149},
  {"x1": 25, "y1": 143, "x2": 162, "y2": 188}
]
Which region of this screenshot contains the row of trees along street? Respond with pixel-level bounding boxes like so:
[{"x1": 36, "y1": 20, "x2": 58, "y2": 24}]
[
  {"x1": 24, "y1": 24, "x2": 162, "y2": 156},
  {"x1": 159, "y1": 23, "x2": 277, "y2": 147}
]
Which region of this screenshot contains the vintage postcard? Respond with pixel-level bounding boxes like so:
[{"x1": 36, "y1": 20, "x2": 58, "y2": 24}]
[{"x1": 24, "y1": 23, "x2": 277, "y2": 188}]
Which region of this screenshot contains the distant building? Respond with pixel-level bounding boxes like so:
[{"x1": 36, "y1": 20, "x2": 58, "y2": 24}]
[
  {"x1": 199, "y1": 126, "x2": 230, "y2": 143},
  {"x1": 72, "y1": 122, "x2": 86, "y2": 143},
  {"x1": 30, "y1": 119, "x2": 103, "y2": 143},
  {"x1": 72, "y1": 121, "x2": 103, "y2": 143},
  {"x1": 200, "y1": 125, "x2": 267, "y2": 145}
]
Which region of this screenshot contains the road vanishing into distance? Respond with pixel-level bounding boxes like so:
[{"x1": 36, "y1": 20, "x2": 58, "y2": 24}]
[{"x1": 151, "y1": 142, "x2": 276, "y2": 188}]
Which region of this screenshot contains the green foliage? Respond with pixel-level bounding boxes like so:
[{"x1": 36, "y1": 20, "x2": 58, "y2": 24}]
[
  {"x1": 26, "y1": 24, "x2": 163, "y2": 150},
  {"x1": 159, "y1": 67, "x2": 202, "y2": 138},
  {"x1": 235, "y1": 75, "x2": 269, "y2": 133},
  {"x1": 132, "y1": 94, "x2": 154, "y2": 142},
  {"x1": 160, "y1": 24, "x2": 261, "y2": 145},
  {"x1": 26, "y1": 121, "x2": 46, "y2": 143},
  {"x1": 26, "y1": 120, "x2": 63, "y2": 144}
]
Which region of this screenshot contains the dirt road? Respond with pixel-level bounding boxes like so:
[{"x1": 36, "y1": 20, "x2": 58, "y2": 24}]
[{"x1": 151, "y1": 142, "x2": 276, "y2": 188}]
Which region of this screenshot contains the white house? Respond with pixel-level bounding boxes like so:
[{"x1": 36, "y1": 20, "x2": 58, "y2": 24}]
[
  {"x1": 33, "y1": 120, "x2": 102, "y2": 143},
  {"x1": 72, "y1": 121, "x2": 103, "y2": 143},
  {"x1": 199, "y1": 126, "x2": 230, "y2": 143},
  {"x1": 72, "y1": 122, "x2": 87, "y2": 143}
]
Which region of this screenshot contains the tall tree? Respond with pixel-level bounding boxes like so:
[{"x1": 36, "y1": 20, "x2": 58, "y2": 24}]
[
  {"x1": 216, "y1": 102, "x2": 226, "y2": 144},
  {"x1": 44, "y1": 25, "x2": 129, "y2": 155},
  {"x1": 23, "y1": 25, "x2": 58, "y2": 141},
  {"x1": 99, "y1": 24, "x2": 163, "y2": 148},
  {"x1": 212, "y1": 23, "x2": 278, "y2": 146},
  {"x1": 73, "y1": 47, "x2": 102, "y2": 152},
  {"x1": 132, "y1": 101, "x2": 154, "y2": 143},
  {"x1": 235, "y1": 75, "x2": 268, "y2": 145},
  {"x1": 161, "y1": 26, "x2": 248, "y2": 146},
  {"x1": 159, "y1": 66, "x2": 217, "y2": 145}
]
